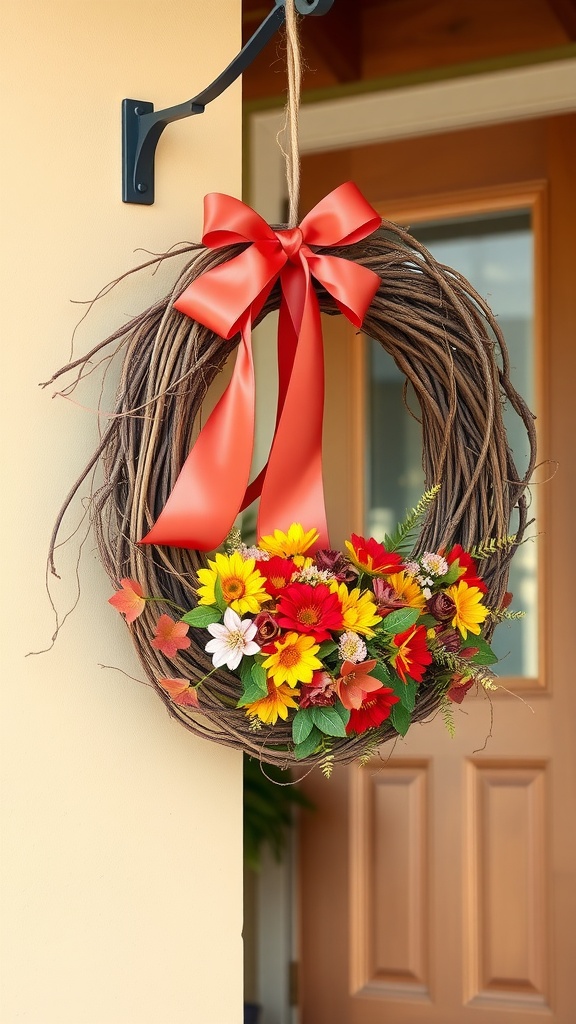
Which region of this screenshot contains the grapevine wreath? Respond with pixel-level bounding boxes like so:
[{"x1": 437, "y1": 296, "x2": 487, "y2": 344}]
[{"x1": 48, "y1": 182, "x2": 536, "y2": 770}]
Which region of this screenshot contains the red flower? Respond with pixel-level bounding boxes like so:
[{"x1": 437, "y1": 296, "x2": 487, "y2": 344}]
[
  {"x1": 108, "y1": 578, "x2": 146, "y2": 623},
  {"x1": 299, "y1": 671, "x2": 336, "y2": 708},
  {"x1": 256, "y1": 556, "x2": 297, "y2": 597},
  {"x1": 345, "y1": 534, "x2": 404, "y2": 576},
  {"x1": 446, "y1": 544, "x2": 487, "y2": 594},
  {"x1": 151, "y1": 615, "x2": 191, "y2": 658},
  {"x1": 390, "y1": 624, "x2": 433, "y2": 684},
  {"x1": 276, "y1": 583, "x2": 343, "y2": 641},
  {"x1": 346, "y1": 687, "x2": 399, "y2": 734},
  {"x1": 335, "y1": 659, "x2": 382, "y2": 711}
]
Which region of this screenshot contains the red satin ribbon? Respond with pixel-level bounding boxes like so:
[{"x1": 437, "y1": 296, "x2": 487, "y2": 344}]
[{"x1": 140, "y1": 182, "x2": 381, "y2": 551}]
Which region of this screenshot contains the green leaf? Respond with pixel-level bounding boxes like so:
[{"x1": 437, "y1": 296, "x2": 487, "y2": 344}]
[
  {"x1": 391, "y1": 702, "x2": 412, "y2": 736},
  {"x1": 294, "y1": 726, "x2": 323, "y2": 760},
  {"x1": 213, "y1": 574, "x2": 226, "y2": 612},
  {"x1": 333, "y1": 700, "x2": 350, "y2": 728},
  {"x1": 251, "y1": 661, "x2": 268, "y2": 696},
  {"x1": 310, "y1": 705, "x2": 347, "y2": 738},
  {"x1": 417, "y1": 614, "x2": 438, "y2": 629},
  {"x1": 379, "y1": 607, "x2": 420, "y2": 634},
  {"x1": 370, "y1": 661, "x2": 395, "y2": 686},
  {"x1": 442, "y1": 561, "x2": 462, "y2": 585},
  {"x1": 181, "y1": 606, "x2": 222, "y2": 627},
  {"x1": 401, "y1": 679, "x2": 418, "y2": 713},
  {"x1": 468, "y1": 635, "x2": 498, "y2": 666},
  {"x1": 239, "y1": 656, "x2": 255, "y2": 686},
  {"x1": 292, "y1": 708, "x2": 315, "y2": 745},
  {"x1": 237, "y1": 676, "x2": 268, "y2": 707},
  {"x1": 316, "y1": 639, "x2": 338, "y2": 660}
]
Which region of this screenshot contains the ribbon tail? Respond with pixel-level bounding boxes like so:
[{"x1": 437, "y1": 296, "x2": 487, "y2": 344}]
[
  {"x1": 257, "y1": 270, "x2": 329, "y2": 550},
  {"x1": 240, "y1": 289, "x2": 301, "y2": 511},
  {"x1": 140, "y1": 318, "x2": 255, "y2": 550}
]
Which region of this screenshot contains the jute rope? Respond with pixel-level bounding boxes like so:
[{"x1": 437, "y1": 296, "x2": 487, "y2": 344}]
[{"x1": 283, "y1": 0, "x2": 302, "y2": 226}]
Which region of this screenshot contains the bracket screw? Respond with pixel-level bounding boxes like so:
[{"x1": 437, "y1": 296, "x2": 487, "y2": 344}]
[{"x1": 136, "y1": 183, "x2": 148, "y2": 193}]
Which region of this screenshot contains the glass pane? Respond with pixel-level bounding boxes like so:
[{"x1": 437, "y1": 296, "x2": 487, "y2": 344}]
[{"x1": 366, "y1": 211, "x2": 537, "y2": 678}]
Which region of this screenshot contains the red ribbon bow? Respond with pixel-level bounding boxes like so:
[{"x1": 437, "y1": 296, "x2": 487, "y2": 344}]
[{"x1": 140, "y1": 182, "x2": 381, "y2": 551}]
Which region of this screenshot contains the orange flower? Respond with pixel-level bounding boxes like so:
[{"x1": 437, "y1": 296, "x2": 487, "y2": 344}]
[
  {"x1": 158, "y1": 678, "x2": 199, "y2": 708},
  {"x1": 335, "y1": 659, "x2": 383, "y2": 711},
  {"x1": 151, "y1": 615, "x2": 191, "y2": 658},
  {"x1": 108, "y1": 578, "x2": 145, "y2": 623}
]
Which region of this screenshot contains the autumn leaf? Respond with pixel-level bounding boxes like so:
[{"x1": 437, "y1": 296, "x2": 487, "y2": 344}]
[
  {"x1": 158, "y1": 678, "x2": 199, "y2": 708},
  {"x1": 151, "y1": 615, "x2": 191, "y2": 658},
  {"x1": 108, "y1": 578, "x2": 146, "y2": 623}
]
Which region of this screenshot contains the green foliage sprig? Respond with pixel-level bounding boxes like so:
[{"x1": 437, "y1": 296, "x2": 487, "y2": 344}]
[{"x1": 384, "y1": 485, "x2": 441, "y2": 554}]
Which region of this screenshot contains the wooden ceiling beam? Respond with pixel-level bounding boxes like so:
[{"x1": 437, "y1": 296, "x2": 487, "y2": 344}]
[
  {"x1": 546, "y1": 0, "x2": 576, "y2": 38},
  {"x1": 303, "y1": 3, "x2": 363, "y2": 82}
]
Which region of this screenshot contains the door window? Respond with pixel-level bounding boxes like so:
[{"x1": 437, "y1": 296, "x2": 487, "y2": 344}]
[{"x1": 366, "y1": 211, "x2": 536, "y2": 678}]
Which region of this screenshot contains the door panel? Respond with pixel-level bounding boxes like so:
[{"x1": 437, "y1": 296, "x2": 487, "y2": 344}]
[{"x1": 298, "y1": 115, "x2": 576, "y2": 1024}]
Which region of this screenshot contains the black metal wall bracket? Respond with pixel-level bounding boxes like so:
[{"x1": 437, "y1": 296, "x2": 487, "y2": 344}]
[{"x1": 122, "y1": 0, "x2": 335, "y2": 205}]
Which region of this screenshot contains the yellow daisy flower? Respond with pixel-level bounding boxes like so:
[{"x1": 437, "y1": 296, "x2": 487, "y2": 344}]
[
  {"x1": 262, "y1": 631, "x2": 322, "y2": 688},
  {"x1": 330, "y1": 582, "x2": 382, "y2": 638},
  {"x1": 245, "y1": 679, "x2": 300, "y2": 726},
  {"x1": 446, "y1": 580, "x2": 489, "y2": 638},
  {"x1": 196, "y1": 551, "x2": 270, "y2": 615},
  {"x1": 259, "y1": 523, "x2": 319, "y2": 558},
  {"x1": 386, "y1": 571, "x2": 426, "y2": 610}
]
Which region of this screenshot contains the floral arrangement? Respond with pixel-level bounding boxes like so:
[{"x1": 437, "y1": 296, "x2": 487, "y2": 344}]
[{"x1": 109, "y1": 491, "x2": 515, "y2": 765}]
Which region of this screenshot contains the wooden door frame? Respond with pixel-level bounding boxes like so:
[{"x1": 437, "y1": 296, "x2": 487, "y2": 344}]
[
  {"x1": 246, "y1": 65, "x2": 575, "y2": 1024},
  {"x1": 248, "y1": 58, "x2": 576, "y2": 221}
]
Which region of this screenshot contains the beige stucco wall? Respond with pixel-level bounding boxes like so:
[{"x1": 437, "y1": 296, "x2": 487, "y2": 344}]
[{"x1": 1, "y1": 3, "x2": 243, "y2": 1022}]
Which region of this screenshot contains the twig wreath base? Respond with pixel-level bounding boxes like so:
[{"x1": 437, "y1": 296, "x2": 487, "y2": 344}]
[{"x1": 49, "y1": 222, "x2": 536, "y2": 768}]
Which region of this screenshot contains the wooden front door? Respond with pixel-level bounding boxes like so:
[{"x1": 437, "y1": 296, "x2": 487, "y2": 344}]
[{"x1": 297, "y1": 115, "x2": 575, "y2": 1024}]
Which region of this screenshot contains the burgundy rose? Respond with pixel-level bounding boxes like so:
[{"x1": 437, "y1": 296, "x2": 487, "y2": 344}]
[
  {"x1": 314, "y1": 549, "x2": 358, "y2": 584},
  {"x1": 372, "y1": 578, "x2": 406, "y2": 617},
  {"x1": 435, "y1": 626, "x2": 461, "y2": 653},
  {"x1": 299, "y1": 671, "x2": 336, "y2": 708},
  {"x1": 253, "y1": 611, "x2": 281, "y2": 647},
  {"x1": 427, "y1": 591, "x2": 456, "y2": 622}
]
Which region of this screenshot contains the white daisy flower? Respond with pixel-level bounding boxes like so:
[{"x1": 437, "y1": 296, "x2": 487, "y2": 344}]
[{"x1": 205, "y1": 607, "x2": 261, "y2": 671}]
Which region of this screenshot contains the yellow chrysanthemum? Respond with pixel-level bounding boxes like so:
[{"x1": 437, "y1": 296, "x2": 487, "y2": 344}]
[
  {"x1": 446, "y1": 580, "x2": 489, "y2": 638},
  {"x1": 292, "y1": 555, "x2": 314, "y2": 570},
  {"x1": 259, "y1": 523, "x2": 319, "y2": 558},
  {"x1": 196, "y1": 551, "x2": 270, "y2": 615},
  {"x1": 262, "y1": 631, "x2": 321, "y2": 688},
  {"x1": 330, "y1": 582, "x2": 382, "y2": 638},
  {"x1": 245, "y1": 679, "x2": 300, "y2": 726},
  {"x1": 386, "y1": 571, "x2": 426, "y2": 610}
]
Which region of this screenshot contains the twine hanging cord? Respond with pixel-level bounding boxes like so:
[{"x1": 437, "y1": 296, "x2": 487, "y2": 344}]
[{"x1": 279, "y1": 0, "x2": 302, "y2": 227}]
